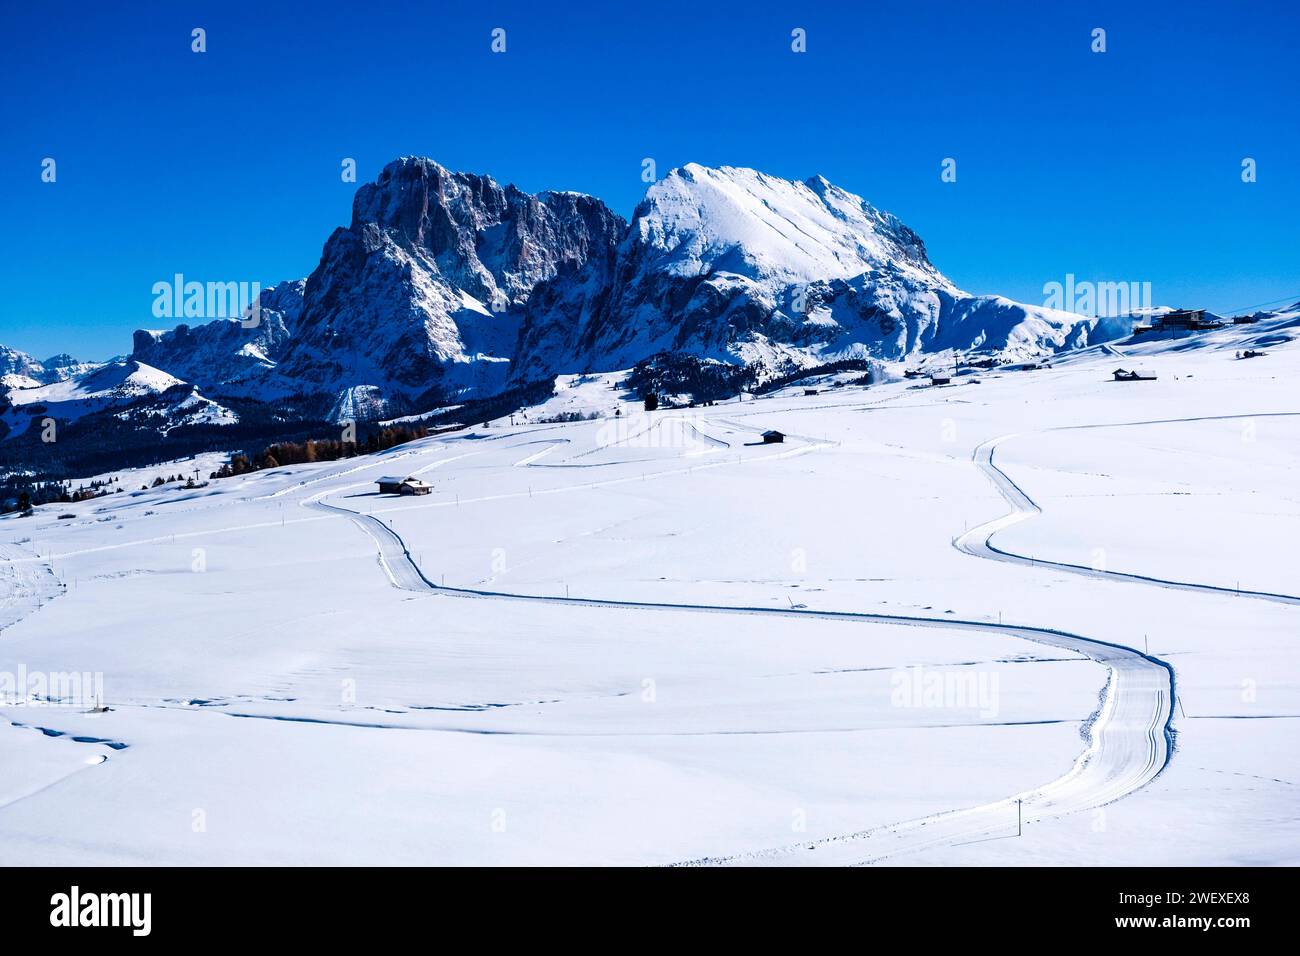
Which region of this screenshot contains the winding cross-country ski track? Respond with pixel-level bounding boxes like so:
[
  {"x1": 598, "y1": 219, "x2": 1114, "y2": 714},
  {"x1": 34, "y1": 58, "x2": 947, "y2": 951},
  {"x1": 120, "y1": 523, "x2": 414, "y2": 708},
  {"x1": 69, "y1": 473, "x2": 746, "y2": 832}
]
[
  {"x1": 306, "y1": 425, "x2": 1184, "y2": 867},
  {"x1": 957, "y1": 415, "x2": 1300, "y2": 607},
  {"x1": 9, "y1": 411, "x2": 1290, "y2": 862}
]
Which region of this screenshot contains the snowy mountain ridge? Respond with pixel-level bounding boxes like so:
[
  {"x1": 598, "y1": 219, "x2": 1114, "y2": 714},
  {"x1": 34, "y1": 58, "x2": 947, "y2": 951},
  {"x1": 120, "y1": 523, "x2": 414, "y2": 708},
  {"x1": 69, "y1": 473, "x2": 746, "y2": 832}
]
[
  {"x1": 5, "y1": 159, "x2": 1139, "y2": 428},
  {"x1": 512, "y1": 163, "x2": 1119, "y2": 381},
  {"x1": 0, "y1": 359, "x2": 236, "y2": 439},
  {"x1": 130, "y1": 279, "x2": 307, "y2": 395},
  {"x1": 0, "y1": 347, "x2": 99, "y2": 391}
]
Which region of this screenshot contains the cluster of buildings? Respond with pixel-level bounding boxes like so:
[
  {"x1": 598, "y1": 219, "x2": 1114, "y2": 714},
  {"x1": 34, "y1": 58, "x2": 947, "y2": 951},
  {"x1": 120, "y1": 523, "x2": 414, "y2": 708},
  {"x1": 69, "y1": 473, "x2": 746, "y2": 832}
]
[{"x1": 1133, "y1": 308, "x2": 1259, "y2": 336}]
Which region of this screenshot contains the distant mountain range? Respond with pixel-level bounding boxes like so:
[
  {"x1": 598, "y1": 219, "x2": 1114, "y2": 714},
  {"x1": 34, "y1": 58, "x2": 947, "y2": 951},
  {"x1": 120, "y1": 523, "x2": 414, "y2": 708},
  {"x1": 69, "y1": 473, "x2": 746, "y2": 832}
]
[
  {"x1": 2, "y1": 157, "x2": 1167, "y2": 465},
  {"x1": 1, "y1": 347, "x2": 99, "y2": 390}
]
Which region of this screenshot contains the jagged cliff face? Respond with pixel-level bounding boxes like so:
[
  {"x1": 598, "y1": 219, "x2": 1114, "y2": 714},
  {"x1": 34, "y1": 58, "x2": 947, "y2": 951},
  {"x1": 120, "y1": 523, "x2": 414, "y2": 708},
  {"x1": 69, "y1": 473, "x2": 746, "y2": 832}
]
[
  {"x1": 130, "y1": 280, "x2": 305, "y2": 394},
  {"x1": 271, "y1": 157, "x2": 626, "y2": 408},
  {"x1": 1, "y1": 346, "x2": 51, "y2": 389},
  {"x1": 512, "y1": 163, "x2": 1103, "y2": 380}
]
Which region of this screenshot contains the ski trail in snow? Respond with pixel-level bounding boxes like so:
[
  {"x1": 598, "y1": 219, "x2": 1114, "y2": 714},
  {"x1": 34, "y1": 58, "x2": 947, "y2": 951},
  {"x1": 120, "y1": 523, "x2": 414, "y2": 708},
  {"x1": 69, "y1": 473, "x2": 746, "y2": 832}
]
[
  {"x1": 682, "y1": 657, "x2": 1172, "y2": 867},
  {"x1": 312, "y1": 473, "x2": 1174, "y2": 867},
  {"x1": 307, "y1": 407, "x2": 1298, "y2": 865},
  {"x1": 512, "y1": 440, "x2": 569, "y2": 467},
  {"x1": 956, "y1": 415, "x2": 1300, "y2": 605},
  {"x1": 527, "y1": 416, "x2": 733, "y2": 468},
  {"x1": 17, "y1": 434, "x2": 821, "y2": 568},
  {"x1": 0, "y1": 541, "x2": 64, "y2": 633},
  {"x1": 0, "y1": 544, "x2": 113, "y2": 811},
  {"x1": 256, "y1": 444, "x2": 453, "y2": 500}
]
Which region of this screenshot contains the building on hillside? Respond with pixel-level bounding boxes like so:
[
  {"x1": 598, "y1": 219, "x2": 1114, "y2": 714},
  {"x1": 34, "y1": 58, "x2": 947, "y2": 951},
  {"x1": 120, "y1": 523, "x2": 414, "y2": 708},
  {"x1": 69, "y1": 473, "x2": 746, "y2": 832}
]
[
  {"x1": 761, "y1": 430, "x2": 784, "y2": 444},
  {"x1": 930, "y1": 374, "x2": 951, "y2": 386},
  {"x1": 1156, "y1": 309, "x2": 1222, "y2": 331},
  {"x1": 1112, "y1": 368, "x2": 1157, "y2": 382},
  {"x1": 376, "y1": 475, "x2": 432, "y2": 495},
  {"x1": 1161, "y1": 308, "x2": 1204, "y2": 326}
]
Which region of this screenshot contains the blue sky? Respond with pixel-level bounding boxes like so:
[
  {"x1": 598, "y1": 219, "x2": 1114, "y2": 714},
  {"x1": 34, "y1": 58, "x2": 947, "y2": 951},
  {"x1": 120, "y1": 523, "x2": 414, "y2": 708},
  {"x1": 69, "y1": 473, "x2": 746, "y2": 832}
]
[{"x1": 2, "y1": 0, "x2": 1296, "y2": 359}]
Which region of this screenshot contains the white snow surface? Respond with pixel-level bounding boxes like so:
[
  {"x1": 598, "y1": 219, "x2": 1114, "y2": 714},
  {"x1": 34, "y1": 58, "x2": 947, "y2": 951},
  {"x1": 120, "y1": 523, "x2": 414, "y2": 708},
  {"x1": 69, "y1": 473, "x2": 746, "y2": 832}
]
[
  {"x1": 638, "y1": 164, "x2": 947, "y2": 288},
  {"x1": 68, "y1": 452, "x2": 232, "y2": 496},
  {"x1": 1, "y1": 312, "x2": 1297, "y2": 865}
]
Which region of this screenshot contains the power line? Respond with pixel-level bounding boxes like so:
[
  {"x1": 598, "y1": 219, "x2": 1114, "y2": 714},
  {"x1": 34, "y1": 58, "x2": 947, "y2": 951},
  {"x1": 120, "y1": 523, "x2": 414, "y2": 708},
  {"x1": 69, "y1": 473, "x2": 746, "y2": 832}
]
[{"x1": 1218, "y1": 292, "x2": 1300, "y2": 316}]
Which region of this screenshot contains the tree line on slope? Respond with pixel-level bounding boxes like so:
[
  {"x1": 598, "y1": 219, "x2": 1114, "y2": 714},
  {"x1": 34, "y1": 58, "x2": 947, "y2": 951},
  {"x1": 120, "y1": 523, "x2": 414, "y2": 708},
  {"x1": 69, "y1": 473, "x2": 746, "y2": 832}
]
[{"x1": 212, "y1": 424, "x2": 431, "y2": 477}]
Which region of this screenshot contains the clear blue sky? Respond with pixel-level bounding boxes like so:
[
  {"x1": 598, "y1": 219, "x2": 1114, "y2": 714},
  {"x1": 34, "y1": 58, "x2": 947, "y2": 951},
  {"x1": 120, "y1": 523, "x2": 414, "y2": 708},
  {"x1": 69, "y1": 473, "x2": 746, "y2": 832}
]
[{"x1": 2, "y1": 0, "x2": 1296, "y2": 359}]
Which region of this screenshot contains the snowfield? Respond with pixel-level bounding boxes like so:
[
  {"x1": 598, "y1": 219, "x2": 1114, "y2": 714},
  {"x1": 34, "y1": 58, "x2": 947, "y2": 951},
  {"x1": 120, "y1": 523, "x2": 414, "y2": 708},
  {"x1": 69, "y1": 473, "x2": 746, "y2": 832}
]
[{"x1": 1, "y1": 315, "x2": 1298, "y2": 865}]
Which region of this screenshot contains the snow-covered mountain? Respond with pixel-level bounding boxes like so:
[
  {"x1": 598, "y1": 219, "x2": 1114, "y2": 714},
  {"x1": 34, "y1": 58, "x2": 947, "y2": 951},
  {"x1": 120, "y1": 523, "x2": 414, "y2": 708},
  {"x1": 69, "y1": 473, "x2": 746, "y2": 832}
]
[
  {"x1": 0, "y1": 347, "x2": 98, "y2": 390},
  {"x1": 514, "y1": 164, "x2": 1114, "y2": 380},
  {"x1": 129, "y1": 279, "x2": 305, "y2": 395},
  {"x1": 6, "y1": 159, "x2": 1129, "y2": 431},
  {"x1": 268, "y1": 157, "x2": 625, "y2": 410},
  {"x1": 0, "y1": 359, "x2": 236, "y2": 439}
]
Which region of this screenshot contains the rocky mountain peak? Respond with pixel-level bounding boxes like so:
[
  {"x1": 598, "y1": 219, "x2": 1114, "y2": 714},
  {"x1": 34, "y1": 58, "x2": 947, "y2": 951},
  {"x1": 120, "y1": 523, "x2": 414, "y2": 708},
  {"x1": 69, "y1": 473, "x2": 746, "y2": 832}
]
[{"x1": 270, "y1": 158, "x2": 626, "y2": 409}]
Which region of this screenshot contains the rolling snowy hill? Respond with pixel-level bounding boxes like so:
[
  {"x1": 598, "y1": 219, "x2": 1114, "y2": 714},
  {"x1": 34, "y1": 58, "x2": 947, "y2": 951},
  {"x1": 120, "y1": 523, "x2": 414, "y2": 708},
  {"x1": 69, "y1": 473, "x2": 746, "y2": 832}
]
[
  {"x1": 1, "y1": 324, "x2": 1296, "y2": 865},
  {"x1": 0, "y1": 360, "x2": 236, "y2": 439}
]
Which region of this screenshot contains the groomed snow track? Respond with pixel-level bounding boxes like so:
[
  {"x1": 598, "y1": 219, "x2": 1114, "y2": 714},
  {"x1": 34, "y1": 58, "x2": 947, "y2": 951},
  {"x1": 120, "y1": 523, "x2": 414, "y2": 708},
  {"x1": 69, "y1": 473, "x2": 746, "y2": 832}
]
[
  {"x1": 957, "y1": 415, "x2": 1300, "y2": 607},
  {"x1": 306, "y1": 430, "x2": 1177, "y2": 867}
]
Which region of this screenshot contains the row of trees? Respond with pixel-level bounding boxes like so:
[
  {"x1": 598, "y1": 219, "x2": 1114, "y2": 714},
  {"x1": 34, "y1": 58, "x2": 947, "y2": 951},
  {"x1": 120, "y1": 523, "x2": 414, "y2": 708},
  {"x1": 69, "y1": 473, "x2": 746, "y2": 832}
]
[
  {"x1": 211, "y1": 424, "x2": 431, "y2": 478},
  {"x1": 625, "y1": 353, "x2": 760, "y2": 404},
  {"x1": 625, "y1": 353, "x2": 876, "y2": 405},
  {"x1": 2, "y1": 483, "x2": 116, "y2": 513},
  {"x1": 7, "y1": 483, "x2": 69, "y2": 512},
  {"x1": 2, "y1": 472, "x2": 199, "y2": 513}
]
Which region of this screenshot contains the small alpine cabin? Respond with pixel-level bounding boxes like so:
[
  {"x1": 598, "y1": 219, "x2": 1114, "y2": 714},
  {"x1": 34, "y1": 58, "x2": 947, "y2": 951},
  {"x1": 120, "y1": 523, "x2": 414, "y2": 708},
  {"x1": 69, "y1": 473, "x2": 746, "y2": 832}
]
[{"x1": 376, "y1": 476, "x2": 432, "y2": 495}]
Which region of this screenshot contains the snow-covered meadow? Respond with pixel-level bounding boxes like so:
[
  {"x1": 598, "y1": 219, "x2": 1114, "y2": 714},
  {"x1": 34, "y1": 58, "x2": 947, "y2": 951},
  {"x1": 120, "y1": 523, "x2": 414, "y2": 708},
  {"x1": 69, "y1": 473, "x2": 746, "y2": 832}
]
[{"x1": 1, "y1": 316, "x2": 1297, "y2": 865}]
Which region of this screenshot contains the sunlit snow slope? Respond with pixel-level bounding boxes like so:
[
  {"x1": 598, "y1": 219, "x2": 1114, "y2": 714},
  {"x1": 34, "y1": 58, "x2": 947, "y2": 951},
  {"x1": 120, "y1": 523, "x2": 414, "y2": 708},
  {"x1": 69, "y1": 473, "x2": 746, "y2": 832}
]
[{"x1": 1, "y1": 312, "x2": 1297, "y2": 865}]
